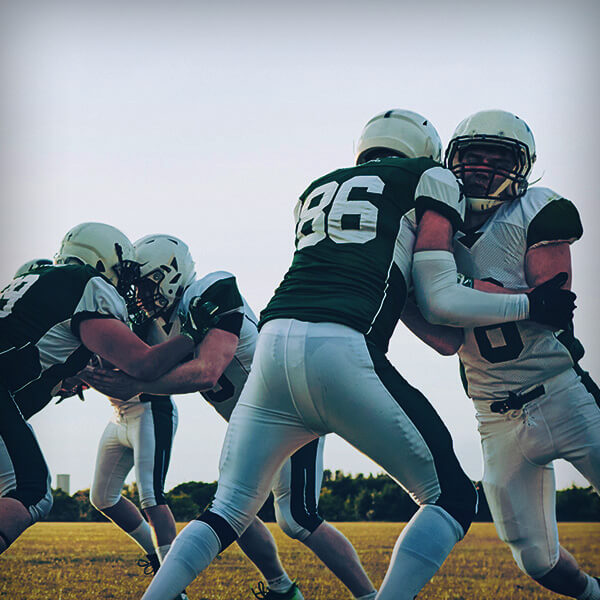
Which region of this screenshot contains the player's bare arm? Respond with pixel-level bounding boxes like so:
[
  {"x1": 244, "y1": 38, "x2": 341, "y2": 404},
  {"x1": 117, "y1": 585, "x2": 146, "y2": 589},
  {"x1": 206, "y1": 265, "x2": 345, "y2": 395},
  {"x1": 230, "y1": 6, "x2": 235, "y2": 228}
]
[
  {"x1": 525, "y1": 242, "x2": 572, "y2": 288},
  {"x1": 83, "y1": 327, "x2": 239, "y2": 397},
  {"x1": 79, "y1": 317, "x2": 195, "y2": 381},
  {"x1": 400, "y1": 293, "x2": 463, "y2": 355}
]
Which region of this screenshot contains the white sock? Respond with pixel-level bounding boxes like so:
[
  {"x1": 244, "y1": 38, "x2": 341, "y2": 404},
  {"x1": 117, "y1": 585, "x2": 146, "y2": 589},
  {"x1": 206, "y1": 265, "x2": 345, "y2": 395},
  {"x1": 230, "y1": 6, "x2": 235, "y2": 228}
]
[
  {"x1": 156, "y1": 544, "x2": 171, "y2": 564},
  {"x1": 126, "y1": 519, "x2": 156, "y2": 555},
  {"x1": 577, "y1": 574, "x2": 600, "y2": 600},
  {"x1": 141, "y1": 520, "x2": 221, "y2": 600},
  {"x1": 376, "y1": 504, "x2": 464, "y2": 600},
  {"x1": 355, "y1": 592, "x2": 377, "y2": 600},
  {"x1": 266, "y1": 573, "x2": 294, "y2": 593}
]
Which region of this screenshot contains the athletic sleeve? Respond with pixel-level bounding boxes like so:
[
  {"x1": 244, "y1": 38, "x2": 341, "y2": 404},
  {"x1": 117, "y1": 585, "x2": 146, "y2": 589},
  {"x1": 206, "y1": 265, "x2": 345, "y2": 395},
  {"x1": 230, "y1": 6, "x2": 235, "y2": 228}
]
[
  {"x1": 70, "y1": 277, "x2": 128, "y2": 336},
  {"x1": 526, "y1": 197, "x2": 583, "y2": 249},
  {"x1": 412, "y1": 250, "x2": 530, "y2": 327}
]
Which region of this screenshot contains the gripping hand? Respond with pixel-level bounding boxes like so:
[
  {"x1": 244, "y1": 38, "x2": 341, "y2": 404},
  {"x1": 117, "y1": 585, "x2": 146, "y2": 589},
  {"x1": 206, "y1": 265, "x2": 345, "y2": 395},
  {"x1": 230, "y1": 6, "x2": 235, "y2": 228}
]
[
  {"x1": 180, "y1": 298, "x2": 220, "y2": 346},
  {"x1": 55, "y1": 377, "x2": 88, "y2": 404},
  {"x1": 526, "y1": 272, "x2": 576, "y2": 330}
]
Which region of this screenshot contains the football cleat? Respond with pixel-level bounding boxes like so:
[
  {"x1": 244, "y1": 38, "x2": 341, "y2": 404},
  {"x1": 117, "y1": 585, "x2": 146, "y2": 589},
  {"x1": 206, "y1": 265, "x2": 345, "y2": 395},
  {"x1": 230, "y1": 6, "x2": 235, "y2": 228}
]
[
  {"x1": 251, "y1": 580, "x2": 304, "y2": 600},
  {"x1": 137, "y1": 552, "x2": 161, "y2": 576}
]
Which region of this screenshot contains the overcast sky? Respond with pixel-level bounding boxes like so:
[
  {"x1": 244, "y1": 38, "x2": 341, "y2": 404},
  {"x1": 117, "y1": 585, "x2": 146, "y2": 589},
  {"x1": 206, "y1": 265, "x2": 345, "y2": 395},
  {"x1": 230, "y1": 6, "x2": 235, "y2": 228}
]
[{"x1": 1, "y1": 1, "x2": 599, "y2": 495}]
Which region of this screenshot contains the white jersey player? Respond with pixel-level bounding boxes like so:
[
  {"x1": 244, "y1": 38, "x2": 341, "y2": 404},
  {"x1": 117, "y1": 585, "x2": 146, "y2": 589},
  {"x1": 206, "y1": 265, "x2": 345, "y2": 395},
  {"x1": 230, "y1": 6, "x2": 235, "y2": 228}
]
[
  {"x1": 88, "y1": 235, "x2": 198, "y2": 600},
  {"x1": 85, "y1": 234, "x2": 376, "y2": 600},
  {"x1": 138, "y1": 111, "x2": 576, "y2": 600},
  {"x1": 444, "y1": 110, "x2": 599, "y2": 600}
]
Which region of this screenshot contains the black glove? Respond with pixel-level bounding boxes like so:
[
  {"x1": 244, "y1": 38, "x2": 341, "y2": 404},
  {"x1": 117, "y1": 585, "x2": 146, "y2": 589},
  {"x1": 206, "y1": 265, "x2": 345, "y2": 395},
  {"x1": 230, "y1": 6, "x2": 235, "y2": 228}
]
[
  {"x1": 55, "y1": 377, "x2": 88, "y2": 404},
  {"x1": 526, "y1": 272, "x2": 576, "y2": 330},
  {"x1": 180, "y1": 298, "x2": 220, "y2": 346}
]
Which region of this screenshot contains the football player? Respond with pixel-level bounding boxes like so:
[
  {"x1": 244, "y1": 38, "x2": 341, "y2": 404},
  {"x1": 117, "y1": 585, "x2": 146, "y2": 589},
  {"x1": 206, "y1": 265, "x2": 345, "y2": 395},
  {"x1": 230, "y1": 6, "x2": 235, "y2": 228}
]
[
  {"x1": 139, "y1": 110, "x2": 576, "y2": 600},
  {"x1": 431, "y1": 110, "x2": 599, "y2": 599},
  {"x1": 84, "y1": 233, "x2": 377, "y2": 600},
  {"x1": 0, "y1": 222, "x2": 211, "y2": 555}
]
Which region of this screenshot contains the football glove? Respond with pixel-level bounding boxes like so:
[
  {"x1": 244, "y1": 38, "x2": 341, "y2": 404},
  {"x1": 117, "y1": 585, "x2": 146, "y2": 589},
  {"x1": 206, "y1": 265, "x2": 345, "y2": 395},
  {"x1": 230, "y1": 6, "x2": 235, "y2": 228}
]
[
  {"x1": 179, "y1": 297, "x2": 220, "y2": 346},
  {"x1": 55, "y1": 377, "x2": 88, "y2": 404},
  {"x1": 526, "y1": 272, "x2": 576, "y2": 330}
]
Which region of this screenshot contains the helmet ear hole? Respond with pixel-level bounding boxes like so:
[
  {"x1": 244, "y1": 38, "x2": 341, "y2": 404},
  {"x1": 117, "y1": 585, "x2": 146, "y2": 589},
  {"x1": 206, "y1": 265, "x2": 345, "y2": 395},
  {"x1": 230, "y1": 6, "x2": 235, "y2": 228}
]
[{"x1": 95, "y1": 260, "x2": 105, "y2": 273}]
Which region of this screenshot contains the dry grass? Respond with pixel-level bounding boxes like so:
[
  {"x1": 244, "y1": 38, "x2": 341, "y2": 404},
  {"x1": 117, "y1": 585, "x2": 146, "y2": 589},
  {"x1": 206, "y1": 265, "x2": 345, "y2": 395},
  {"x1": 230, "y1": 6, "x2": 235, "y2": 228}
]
[{"x1": 1, "y1": 522, "x2": 598, "y2": 599}]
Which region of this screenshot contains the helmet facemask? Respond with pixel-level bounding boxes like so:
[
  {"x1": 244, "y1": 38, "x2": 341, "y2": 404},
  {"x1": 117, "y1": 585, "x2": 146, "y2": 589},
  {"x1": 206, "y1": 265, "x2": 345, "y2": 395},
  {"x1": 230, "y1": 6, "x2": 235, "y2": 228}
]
[
  {"x1": 445, "y1": 110, "x2": 536, "y2": 213},
  {"x1": 111, "y1": 242, "x2": 141, "y2": 305},
  {"x1": 127, "y1": 268, "x2": 171, "y2": 326},
  {"x1": 129, "y1": 234, "x2": 196, "y2": 325}
]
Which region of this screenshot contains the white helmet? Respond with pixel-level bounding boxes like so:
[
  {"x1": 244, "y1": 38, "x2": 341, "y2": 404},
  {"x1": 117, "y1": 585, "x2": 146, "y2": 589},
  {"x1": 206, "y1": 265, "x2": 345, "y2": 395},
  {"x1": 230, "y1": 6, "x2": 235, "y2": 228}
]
[
  {"x1": 445, "y1": 109, "x2": 536, "y2": 212},
  {"x1": 129, "y1": 234, "x2": 196, "y2": 324},
  {"x1": 14, "y1": 258, "x2": 53, "y2": 278},
  {"x1": 55, "y1": 222, "x2": 139, "y2": 297},
  {"x1": 355, "y1": 109, "x2": 442, "y2": 165}
]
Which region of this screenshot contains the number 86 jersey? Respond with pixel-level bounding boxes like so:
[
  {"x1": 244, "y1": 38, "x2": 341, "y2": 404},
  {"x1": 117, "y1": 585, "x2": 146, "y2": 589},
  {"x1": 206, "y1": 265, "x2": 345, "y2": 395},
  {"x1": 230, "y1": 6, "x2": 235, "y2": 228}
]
[
  {"x1": 260, "y1": 157, "x2": 442, "y2": 353},
  {"x1": 453, "y1": 187, "x2": 583, "y2": 400}
]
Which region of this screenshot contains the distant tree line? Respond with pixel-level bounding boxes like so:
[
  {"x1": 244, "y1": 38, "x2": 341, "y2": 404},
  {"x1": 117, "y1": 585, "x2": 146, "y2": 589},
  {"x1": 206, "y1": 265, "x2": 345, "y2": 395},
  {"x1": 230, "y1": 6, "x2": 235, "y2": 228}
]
[{"x1": 45, "y1": 470, "x2": 600, "y2": 522}]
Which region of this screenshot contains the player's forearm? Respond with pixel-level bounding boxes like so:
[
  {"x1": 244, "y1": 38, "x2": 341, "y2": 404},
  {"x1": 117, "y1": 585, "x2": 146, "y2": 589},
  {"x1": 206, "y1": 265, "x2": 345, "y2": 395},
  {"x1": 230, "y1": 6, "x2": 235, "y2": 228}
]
[
  {"x1": 412, "y1": 251, "x2": 529, "y2": 327},
  {"x1": 472, "y1": 279, "x2": 531, "y2": 294},
  {"x1": 132, "y1": 335, "x2": 196, "y2": 381},
  {"x1": 401, "y1": 295, "x2": 463, "y2": 355},
  {"x1": 136, "y1": 360, "x2": 219, "y2": 395}
]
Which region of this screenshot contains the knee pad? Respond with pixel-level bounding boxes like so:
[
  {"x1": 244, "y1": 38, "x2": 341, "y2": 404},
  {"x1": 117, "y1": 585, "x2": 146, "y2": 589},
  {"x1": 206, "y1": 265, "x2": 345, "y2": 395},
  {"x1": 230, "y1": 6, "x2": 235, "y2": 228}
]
[
  {"x1": 274, "y1": 497, "x2": 322, "y2": 541},
  {"x1": 506, "y1": 539, "x2": 559, "y2": 579},
  {"x1": 274, "y1": 508, "x2": 311, "y2": 541},
  {"x1": 89, "y1": 485, "x2": 122, "y2": 511}
]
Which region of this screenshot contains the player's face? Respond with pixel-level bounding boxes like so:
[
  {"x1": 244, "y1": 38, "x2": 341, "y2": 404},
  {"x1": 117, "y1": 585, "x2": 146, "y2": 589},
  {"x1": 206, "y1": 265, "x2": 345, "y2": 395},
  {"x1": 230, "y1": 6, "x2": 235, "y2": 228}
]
[
  {"x1": 457, "y1": 144, "x2": 517, "y2": 199},
  {"x1": 128, "y1": 269, "x2": 169, "y2": 323}
]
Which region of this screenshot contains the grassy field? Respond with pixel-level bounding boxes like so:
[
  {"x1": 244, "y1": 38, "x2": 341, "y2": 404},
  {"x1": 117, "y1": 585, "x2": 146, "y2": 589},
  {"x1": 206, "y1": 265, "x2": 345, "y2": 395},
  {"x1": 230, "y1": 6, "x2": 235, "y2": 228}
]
[{"x1": 1, "y1": 522, "x2": 598, "y2": 599}]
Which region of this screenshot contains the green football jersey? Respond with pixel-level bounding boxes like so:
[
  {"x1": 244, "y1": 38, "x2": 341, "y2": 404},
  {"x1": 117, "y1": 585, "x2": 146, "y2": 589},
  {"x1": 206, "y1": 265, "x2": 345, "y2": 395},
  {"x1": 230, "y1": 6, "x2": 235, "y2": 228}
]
[
  {"x1": 260, "y1": 157, "x2": 439, "y2": 352},
  {"x1": 0, "y1": 263, "x2": 127, "y2": 398}
]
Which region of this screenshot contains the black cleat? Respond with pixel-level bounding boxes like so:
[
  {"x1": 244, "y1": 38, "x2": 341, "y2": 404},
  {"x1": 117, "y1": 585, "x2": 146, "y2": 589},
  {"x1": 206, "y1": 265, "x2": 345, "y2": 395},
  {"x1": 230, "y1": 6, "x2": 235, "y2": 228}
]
[
  {"x1": 137, "y1": 552, "x2": 161, "y2": 576},
  {"x1": 251, "y1": 581, "x2": 304, "y2": 599}
]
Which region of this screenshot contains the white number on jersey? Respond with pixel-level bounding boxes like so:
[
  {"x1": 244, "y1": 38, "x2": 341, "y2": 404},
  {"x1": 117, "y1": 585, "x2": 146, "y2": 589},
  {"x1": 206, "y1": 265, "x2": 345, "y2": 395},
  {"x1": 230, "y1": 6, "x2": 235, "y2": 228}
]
[
  {"x1": 0, "y1": 274, "x2": 39, "y2": 317},
  {"x1": 295, "y1": 176, "x2": 383, "y2": 250}
]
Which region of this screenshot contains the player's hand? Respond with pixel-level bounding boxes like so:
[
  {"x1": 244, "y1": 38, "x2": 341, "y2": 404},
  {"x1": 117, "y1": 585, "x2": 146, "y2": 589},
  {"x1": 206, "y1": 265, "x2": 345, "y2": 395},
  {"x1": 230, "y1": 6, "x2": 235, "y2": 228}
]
[
  {"x1": 526, "y1": 272, "x2": 576, "y2": 330},
  {"x1": 55, "y1": 376, "x2": 89, "y2": 404},
  {"x1": 180, "y1": 297, "x2": 220, "y2": 346},
  {"x1": 81, "y1": 367, "x2": 142, "y2": 400}
]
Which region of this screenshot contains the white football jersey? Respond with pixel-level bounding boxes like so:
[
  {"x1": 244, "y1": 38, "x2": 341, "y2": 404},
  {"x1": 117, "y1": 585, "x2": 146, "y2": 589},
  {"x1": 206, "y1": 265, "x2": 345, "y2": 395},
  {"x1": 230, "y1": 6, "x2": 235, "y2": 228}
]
[
  {"x1": 109, "y1": 271, "x2": 258, "y2": 418},
  {"x1": 453, "y1": 187, "x2": 583, "y2": 399}
]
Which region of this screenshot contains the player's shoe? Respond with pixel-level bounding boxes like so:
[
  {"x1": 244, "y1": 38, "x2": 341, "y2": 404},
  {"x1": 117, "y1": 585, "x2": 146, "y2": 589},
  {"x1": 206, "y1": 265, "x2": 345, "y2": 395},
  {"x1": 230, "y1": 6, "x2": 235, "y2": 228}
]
[
  {"x1": 136, "y1": 552, "x2": 161, "y2": 576},
  {"x1": 251, "y1": 581, "x2": 304, "y2": 599}
]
